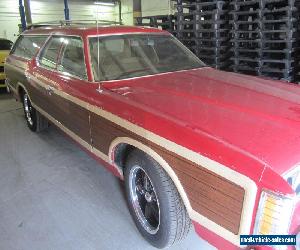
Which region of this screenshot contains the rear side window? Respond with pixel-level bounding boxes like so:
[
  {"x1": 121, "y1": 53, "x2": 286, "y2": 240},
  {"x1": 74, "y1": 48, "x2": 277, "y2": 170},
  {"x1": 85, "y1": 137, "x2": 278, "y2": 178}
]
[
  {"x1": 58, "y1": 37, "x2": 87, "y2": 79},
  {"x1": 12, "y1": 35, "x2": 47, "y2": 59},
  {"x1": 39, "y1": 37, "x2": 62, "y2": 70},
  {"x1": 0, "y1": 39, "x2": 13, "y2": 50}
]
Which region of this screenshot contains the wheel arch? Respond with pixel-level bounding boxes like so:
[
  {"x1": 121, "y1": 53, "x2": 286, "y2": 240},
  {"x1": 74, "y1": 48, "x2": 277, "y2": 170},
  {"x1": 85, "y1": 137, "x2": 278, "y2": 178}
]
[
  {"x1": 108, "y1": 136, "x2": 193, "y2": 216},
  {"x1": 16, "y1": 82, "x2": 29, "y2": 101},
  {"x1": 17, "y1": 84, "x2": 25, "y2": 100}
]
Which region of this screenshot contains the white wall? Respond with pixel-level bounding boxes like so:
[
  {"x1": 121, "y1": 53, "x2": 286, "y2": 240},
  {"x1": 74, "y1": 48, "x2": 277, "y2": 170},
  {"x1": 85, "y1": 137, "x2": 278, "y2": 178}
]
[
  {"x1": 0, "y1": 0, "x2": 117, "y2": 42},
  {"x1": 30, "y1": 1, "x2": 117, "y2": 23},
  {"x1": 0, "y1": 0, "x2": 173, "y2": 42},
  {"x1": 0, "y1": 1, "x2": 20, "y2": 42},
  {"x1": 142, "y1": 0, "x2": 174, "y2": 16},
  {"x1": 119, "y1": 0, "x2": 174, "y2": 26},
  {"x1": 119, "y1": 0, "x2": 134, "y2": 25}
]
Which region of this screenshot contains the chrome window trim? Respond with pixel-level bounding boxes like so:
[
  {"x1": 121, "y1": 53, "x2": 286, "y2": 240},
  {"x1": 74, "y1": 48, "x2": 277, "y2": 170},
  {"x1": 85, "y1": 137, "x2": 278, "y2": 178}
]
[{"x1": 36, "y1": 34, "x2": 89, "y2": 82}]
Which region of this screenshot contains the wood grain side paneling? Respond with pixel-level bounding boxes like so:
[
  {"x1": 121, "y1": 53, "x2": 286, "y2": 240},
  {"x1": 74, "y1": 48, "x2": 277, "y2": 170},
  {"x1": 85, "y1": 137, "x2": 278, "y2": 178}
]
[
  {"x1": 29, "y1": 79, "x2": 91, "y2": 143},
  {"x1": 48, "y1": 94, "x2": 90, "y2": 143},
  {"x1": 90, "y1": 113, "x2": 245, "y2": 235},
  {"x1": 61, "y1": 101, "x2": 90, "y2": 143},
  {"x1": 26, "y1": 83, "x2": 245, "y2": 235}
]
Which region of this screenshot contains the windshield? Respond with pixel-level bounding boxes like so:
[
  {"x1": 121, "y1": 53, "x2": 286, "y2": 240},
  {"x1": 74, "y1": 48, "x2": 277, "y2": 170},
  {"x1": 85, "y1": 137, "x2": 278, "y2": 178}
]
[
  {"x1": 0, "y1": 39, "x2": 13, "y2": 50},
  {"x1": 89, "y1": 34, "x2": 205, "y2": 81}
]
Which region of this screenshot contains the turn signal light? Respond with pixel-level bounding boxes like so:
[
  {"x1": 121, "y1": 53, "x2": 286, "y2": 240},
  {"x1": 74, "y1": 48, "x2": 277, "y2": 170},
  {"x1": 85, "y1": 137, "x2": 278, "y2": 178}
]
[{"x1": 254, "y1": 191, "x2": 294, "y2": 235}]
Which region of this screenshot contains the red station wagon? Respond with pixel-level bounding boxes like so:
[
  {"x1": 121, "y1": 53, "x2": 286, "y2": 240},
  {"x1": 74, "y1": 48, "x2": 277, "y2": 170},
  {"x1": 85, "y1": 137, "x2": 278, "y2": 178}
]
[{"x1": 4, "y1": 25, "x2": 300, "y2": 250}]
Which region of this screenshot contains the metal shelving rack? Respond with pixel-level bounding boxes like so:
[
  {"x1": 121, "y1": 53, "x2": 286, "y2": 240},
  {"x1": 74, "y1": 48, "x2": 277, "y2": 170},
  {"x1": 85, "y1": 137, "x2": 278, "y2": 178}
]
[
  {"x1": 230, "y1": 0, "x2": 300, "y2": 82},
  {"x1": 135, "y1": 15, "x2": 175, "y2": 34},
  {"x1": 136, "y1": 0, "x2": 300, "y2": 83}
]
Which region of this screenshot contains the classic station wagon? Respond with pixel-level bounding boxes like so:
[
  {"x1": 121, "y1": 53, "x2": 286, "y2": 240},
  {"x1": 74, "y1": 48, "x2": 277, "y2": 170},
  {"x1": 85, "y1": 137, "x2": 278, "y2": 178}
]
[{"x1": 4, "y1": 25, "x2": 300, "y2": 250}]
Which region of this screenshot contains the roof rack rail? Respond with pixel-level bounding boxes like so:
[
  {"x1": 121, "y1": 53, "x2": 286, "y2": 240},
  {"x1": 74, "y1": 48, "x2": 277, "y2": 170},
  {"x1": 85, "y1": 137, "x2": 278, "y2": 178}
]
[{"x1": 27, "y1": 19, "x2": 123, "y2": 29}]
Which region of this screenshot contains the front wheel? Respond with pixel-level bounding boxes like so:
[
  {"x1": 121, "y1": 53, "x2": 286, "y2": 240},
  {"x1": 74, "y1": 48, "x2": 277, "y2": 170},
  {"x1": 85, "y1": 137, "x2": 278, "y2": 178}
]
[{"x1": 125, "y1": 150, "x2": 191, "y2": 249}]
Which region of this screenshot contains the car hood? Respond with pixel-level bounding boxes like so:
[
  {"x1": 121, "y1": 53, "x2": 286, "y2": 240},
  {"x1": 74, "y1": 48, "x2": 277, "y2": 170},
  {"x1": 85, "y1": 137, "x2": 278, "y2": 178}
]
[{"x1": 103, "y1": 67, "x2": 300, "y2": 175}]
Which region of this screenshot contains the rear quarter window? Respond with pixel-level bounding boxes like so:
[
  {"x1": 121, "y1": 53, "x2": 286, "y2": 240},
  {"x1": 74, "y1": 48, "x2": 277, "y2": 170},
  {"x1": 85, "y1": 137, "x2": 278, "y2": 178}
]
[{"x1": 11, "y1": 35, "x2": 47, "y2": 59}]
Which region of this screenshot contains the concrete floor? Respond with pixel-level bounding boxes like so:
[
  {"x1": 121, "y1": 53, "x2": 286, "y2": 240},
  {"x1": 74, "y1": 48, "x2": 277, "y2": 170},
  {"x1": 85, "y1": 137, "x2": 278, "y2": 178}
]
[{"x1": 0, "y1": 92, "x2": 215, "y2": 250}]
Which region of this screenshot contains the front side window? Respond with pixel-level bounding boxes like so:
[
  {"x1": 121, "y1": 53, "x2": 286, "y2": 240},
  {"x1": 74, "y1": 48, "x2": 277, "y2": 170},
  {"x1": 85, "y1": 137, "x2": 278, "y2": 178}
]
[
  {"x1": 12, "y1": 35, "x2": 47, "y2": 59},
  {"x1": 39, "y1": 37, "x2": 62, "y2": 69},
  {"x1": 89, "y1": 34, "x2": 205, "y2": 81},
  {"x1": 58, "y1": 37, "x2": 87, "y2": 79},
  {"x1": 0, "y1": 39, "x2": 13, "y2": 50}
]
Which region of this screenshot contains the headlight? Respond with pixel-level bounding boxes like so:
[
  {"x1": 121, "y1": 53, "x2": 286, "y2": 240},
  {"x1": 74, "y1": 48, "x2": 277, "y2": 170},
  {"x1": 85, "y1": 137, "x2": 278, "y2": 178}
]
[
  {"x1": 254, "y1": 191, "x2": 295, "y2": 235},
  {"x1": 284, "y1": 166, "x2": 300, "y2": 197}
]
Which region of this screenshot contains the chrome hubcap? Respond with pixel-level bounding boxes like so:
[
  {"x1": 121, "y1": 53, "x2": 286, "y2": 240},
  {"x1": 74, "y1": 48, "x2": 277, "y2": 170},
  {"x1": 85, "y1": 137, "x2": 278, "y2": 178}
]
[
  {"x1": 129, "y1": 165, "x2": 160, "y2": 234},
  {"x1": 23, "y1": 94, "x2": 33, "y2": 126}
]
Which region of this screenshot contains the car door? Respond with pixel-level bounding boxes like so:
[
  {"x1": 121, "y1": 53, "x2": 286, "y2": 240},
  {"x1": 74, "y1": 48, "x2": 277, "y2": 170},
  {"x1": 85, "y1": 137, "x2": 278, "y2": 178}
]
[
  {"x1": 54, "y1": 36, "x2": 91, "y2": 144},
  {"x1": 29, "y1": 35, "x2": 92, "y2": 147},
  {"x1": 29, "y1": 35, "x2": 92, "y2": 145},
  {"x1": 29, "y1": 36, "x2": 64, "y2": 116}
]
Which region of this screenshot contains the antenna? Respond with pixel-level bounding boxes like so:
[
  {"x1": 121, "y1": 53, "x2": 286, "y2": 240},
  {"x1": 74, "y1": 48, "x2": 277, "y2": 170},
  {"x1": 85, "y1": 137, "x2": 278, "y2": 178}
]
[{"x1": 96, "y1": 4, "x2": 101, "y2": 85}]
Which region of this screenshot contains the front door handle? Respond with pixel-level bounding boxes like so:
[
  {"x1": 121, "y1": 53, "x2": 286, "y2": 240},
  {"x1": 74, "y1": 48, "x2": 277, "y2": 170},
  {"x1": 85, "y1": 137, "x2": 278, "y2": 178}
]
[{"x1": 46, "y1": 85, "x2": 55, "y2": 96}]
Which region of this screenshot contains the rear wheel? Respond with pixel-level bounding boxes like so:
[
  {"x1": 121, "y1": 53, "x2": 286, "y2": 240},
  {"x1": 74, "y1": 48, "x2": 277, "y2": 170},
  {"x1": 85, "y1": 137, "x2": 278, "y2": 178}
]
[
  {"x1": 22, "y1": 92, "x2": 49, "y2": 132},
  {"x1": 125, "y1": 150, "x2": 191, "y2": 249}
]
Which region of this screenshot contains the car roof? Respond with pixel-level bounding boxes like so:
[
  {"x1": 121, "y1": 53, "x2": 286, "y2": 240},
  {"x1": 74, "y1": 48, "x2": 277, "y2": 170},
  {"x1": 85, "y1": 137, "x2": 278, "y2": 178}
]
[{"x1": 22, "y1": 25, "x2": 169, "y2": 38}]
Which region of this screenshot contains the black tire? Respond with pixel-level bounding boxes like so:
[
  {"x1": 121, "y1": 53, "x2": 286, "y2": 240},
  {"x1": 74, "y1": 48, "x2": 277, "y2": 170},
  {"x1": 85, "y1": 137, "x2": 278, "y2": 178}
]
[
  {"x1": 124, "y1": 149, "x2": 191, "y2": 249},
  {"x1": 22, "y1": 92, "x2": 49, "y2": 132}
]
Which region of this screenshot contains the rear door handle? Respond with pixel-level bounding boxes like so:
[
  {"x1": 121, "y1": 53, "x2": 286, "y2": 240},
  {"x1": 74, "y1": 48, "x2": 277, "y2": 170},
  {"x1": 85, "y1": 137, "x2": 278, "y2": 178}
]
[{"x1": 46, "y1": 85, "x2": 55, "y2": 96}]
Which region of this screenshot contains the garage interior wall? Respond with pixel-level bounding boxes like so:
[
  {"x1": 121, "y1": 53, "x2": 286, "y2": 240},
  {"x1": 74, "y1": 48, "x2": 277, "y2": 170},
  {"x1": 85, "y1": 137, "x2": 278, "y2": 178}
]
[
  {"x1": 0, "y1": 0, "x2": 173, "y2": 42},
  {"x1": 0, "y1": 0, "x2": 117, "y2": 42},
  {"x1": 142, "y1": 0, "x2": 174, "y2": 16},
  {"x1": 120, "y1": 0, "x2": 174, "y2": 25}
]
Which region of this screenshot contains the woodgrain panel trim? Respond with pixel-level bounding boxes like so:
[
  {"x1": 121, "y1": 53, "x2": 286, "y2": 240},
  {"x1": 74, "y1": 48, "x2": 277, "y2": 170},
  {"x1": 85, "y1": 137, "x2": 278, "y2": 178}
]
[
  {"x1": 49, "y1": 94, "x2": 91, "y2": 143},
  {"x1": 91, "y1": 114, "x2": 244, "y2": 235},
  {"x1": 21, "y1": 75, "x2": 258, "y2": 246},
  {"x1": 30, "y1": 74, "x2": 91, "y2": 143}
]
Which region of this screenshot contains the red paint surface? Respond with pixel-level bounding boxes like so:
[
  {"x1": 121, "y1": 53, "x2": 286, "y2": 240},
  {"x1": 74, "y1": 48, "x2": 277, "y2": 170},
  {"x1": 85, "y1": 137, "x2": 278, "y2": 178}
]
[
  {"x1": 102, "y1": 68, "x2": 300, "y2": 177},
  {"x1": 23, "y1": 25, "x2": 168, "y2": 39},
  {"x1": 13, "y1": 26, "x2": 300, "y2": 249}
]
